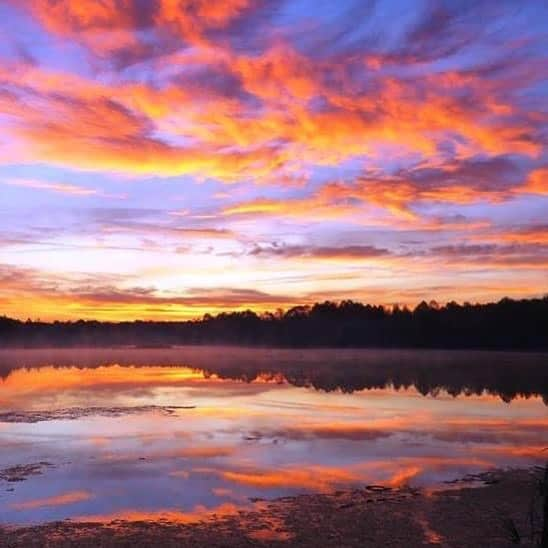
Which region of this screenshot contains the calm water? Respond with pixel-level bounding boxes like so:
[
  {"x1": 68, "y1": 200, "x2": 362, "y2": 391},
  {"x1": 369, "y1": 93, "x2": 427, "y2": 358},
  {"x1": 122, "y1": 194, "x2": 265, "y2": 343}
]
[{"x1": 0, "y1": 347, "x2": 546, "y2": 525}]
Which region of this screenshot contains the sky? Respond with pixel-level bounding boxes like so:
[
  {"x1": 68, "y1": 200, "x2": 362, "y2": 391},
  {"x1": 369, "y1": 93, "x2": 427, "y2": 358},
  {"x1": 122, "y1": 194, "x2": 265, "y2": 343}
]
[{"x1": 0, "y1": 0, "x2": 547, "y2": 321}]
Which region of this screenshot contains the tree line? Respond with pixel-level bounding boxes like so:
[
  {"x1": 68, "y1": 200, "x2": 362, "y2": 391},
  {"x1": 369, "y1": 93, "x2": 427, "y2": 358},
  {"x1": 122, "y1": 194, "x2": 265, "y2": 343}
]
[{"x1": 1, "y1": 296, "x2": 547, "y2": 349}]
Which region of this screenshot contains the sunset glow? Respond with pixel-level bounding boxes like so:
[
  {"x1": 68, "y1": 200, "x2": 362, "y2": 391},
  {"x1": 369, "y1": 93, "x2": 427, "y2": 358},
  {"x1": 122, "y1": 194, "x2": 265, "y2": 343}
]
[{"x1": 1, "y1": 1, "x2": 547, "y2": 320}]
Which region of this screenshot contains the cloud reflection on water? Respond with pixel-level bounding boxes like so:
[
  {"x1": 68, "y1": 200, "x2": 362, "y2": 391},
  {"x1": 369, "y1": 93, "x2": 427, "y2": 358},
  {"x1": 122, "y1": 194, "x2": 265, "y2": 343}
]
[{"x1": 0, "y1": 348, "x2": 546, "y2": 525}]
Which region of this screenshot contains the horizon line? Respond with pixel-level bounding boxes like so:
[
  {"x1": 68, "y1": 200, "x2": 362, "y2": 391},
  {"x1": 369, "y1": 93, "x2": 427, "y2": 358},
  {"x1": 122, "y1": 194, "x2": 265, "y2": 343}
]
[{"x1": 3, "y1": 294, "x2": 547, "y2": 325}]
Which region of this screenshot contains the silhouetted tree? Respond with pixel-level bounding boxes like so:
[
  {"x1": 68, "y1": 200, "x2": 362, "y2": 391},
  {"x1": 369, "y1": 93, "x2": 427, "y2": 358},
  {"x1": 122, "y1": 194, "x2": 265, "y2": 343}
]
[{"x1": 0, "y1": 297, "x2": 547, "y2": 350}]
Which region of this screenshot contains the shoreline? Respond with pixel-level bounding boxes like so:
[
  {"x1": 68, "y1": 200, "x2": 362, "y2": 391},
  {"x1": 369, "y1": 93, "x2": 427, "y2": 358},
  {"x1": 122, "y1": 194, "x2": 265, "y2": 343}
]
[
  {"x1": 1, "y1": 467, "x2": 545, "y2": 547},
  {"x1": 2, "y1": 344, "x2": 548, "y2": 353}
]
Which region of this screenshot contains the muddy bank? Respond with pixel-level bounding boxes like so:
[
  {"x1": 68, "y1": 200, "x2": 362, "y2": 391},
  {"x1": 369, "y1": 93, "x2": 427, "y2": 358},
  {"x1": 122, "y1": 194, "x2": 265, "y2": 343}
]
[
  {"x1": 0, "y1": 462, "x2": 53, "y2": 484},
  {"x1": 0, "y1": 405, "x2": 195, "y2": 423},
  {"x1": 1, "y1": 468, "x2": 545, "y2": 547}
]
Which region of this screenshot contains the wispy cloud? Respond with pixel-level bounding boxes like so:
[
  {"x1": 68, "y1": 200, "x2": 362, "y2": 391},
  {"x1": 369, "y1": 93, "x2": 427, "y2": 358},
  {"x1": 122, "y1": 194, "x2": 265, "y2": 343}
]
[{"x1": 3, "y1": 178, "x2": 97, "y2": 196}]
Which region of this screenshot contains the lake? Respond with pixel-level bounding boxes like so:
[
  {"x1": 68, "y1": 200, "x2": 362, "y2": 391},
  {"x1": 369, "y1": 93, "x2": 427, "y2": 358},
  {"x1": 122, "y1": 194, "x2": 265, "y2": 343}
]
[{"x1": 0, "y1": 347, "x2": 546, "y2": 526}]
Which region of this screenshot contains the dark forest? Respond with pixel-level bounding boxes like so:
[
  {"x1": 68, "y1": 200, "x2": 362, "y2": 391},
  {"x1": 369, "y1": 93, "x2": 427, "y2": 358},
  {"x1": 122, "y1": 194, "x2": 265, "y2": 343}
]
[{"x1": 1, "y1": 296, "x2": 547, "y2": 349}]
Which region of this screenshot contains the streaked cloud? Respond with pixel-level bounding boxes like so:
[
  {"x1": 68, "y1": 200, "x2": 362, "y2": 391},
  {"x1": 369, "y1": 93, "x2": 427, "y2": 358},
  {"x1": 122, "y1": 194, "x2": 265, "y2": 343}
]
[
  {"x1": 248, "y1": 244, "x2": 390, "y2": 260},
  {"x1": 3, "y1": 178, "x2": 97, "y2": 196}
]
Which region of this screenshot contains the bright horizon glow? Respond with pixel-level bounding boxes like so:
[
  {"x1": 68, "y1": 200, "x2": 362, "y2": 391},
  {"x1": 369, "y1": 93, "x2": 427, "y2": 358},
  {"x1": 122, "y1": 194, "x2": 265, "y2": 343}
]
[{"x1": 0, "y1": 1, "x2": 547, "y2": 321}]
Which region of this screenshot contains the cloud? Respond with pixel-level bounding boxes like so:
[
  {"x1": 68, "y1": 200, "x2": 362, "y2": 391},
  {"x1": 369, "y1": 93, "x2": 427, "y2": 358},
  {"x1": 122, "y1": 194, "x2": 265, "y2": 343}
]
[
  {"x1": 220, "y1": 155, "x2": 545, "y2": 228},
  {"x1": 495, "y1": 225, "x2": 548, "y2": 245},
  {"x1": 220, "y1": 173, "x2": 505, "y2": 226},
  {"x1": 248, "y1": 244, "x2": 390, "y2": 260},
  {"x1": 426, "y1": 243, "x2": 548, "y2": 269},
  {"x1": 70, "y1": 286, "x2": 292, "y2": 308},
  {"x1": 521, "y1": 167, "x2": 548, "y2": 195},
  {"x1": 102, "y1": 222, "x2": 237, "y2": 241},
  {"x1": 0, "y1": 65, "x2": 284, "y2": 180},
  {"x1": 12, "y1": 0, "x2": 257, "y2": 60},
  {"x1": 3, "y1": 178, "x2": 97, "y2": 196},
  {"x1": 1, "y1": 2, "x2": 543, "y2": 182},
  {"x1": 0, "y1": 1, "x2": 547, "y2": 318},
  {"x1": 0, "y1": 265, "x2": 296, "y2": 316},
  {"x1": 0, "y1": 264, "x2": 61, "y2": 293},
  {"x1": 0, "y1": 262, "x2": 301, "y2": 320}
]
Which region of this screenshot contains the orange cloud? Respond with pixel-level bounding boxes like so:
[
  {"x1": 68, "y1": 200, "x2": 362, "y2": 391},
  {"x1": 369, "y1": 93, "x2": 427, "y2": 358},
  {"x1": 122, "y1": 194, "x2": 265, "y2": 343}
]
[
  {"x1": 155, "y1": 0, "x2": 252, "y2": 46},
  {"x1": 1, "y1": 28, "x2": 540, "y2": 183},
  {"x1": 470, "y1": 225, "x2": 548, "y2": 245},
  {"x1": 499, "y1": 227, "x2": 548, "y2": 244},
  {"x1": 17, "y1": 0, "x2": 253, "y2": 54},
  {"x1": 12, "y1": 121, "x2": 282, "y2": 182},
  {"x1": 521, "y1": 167, "x2": 548, "y2": 195},
  {"x1": 222, "y1": 176, "x2": 508, "y2": 226},
  {"x1": 222, "y1": 196, "x2": 358, "y2": 221},
  {"x1": 234, "y1": 46, "x2": 318, "y2": 102},
  {"x1": 22, "y1": 0, "x2": 136, "y2": 34}
]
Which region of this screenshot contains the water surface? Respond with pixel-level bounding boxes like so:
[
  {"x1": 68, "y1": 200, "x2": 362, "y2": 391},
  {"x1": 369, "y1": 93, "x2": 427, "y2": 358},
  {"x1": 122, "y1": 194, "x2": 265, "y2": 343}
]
[{"x1": 0, "y1": 347, "x2": 546, "y2": 525}]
